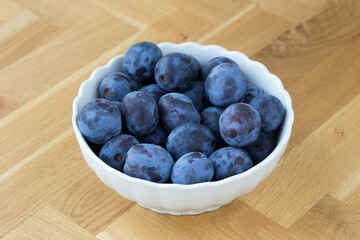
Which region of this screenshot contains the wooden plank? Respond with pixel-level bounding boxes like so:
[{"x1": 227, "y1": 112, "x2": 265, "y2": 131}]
[
  {"x1": 201, "y1": 7, "x2": 291, "y2": 56},
  {"x1": 92, "y1": 0, "x2": 251, "y2": 28},
  {"x1": 0, "y1": 11, "x2": 37, "y2": 39},
  {"x1": 240, "y1": 92, "x2": 360, "y2": 228},
  {"x1": 89, "y1": 0, "x2": 177, "y2": 26},
  {"x1": 0, "y1": 68, "x2": 87, "y2": 176},
  {"x1": 98, "y1": 199, "x2": 297, "y2": 240},
  {"x1": 0, "y1": 13, "x2": 137, "y2": 119},
  {"x1": 166, "y1": 199, "x2": 297, "y2": 240},
  {"x1": 342, "y1": 187, "x2": 360, "y2": 212},
  {"x1": 331, "y1": 165, "x2": 360, "y2": 212},
  {"x1": 0, "y1": 29, "x2": 143, "y2": 180},
  {"x1": 252, "y1": 3, "x2": 360, "y2": 85},
  {"x1": 97, "y1": 204, "x2": 201, "y2": 240},
  {"x1": 171, "y1": 0, "x2": 252, "y2": 25},
  {"x1": 116, "y1": 0, "x2": 254, "y2": 44},
  {"x1": 253, "y1": 0, "x2": 327, "y2": 23},
  {"x1": 330, "y1": 0, "x2": 360, "y2": 16},
  {"x1": 281, "y1": 37, "x2": 360, "y2": 152},
  {"x1": 0, "y1": 132, "x2": 92, "y2": 237},
  {"x1": 148, "y1": 9, "x2": 217, "y2": 43},
  {"x1": 330, "y1": 166, "x2": 360, "y2": 202},
  {"x1": 13, "y1": 0, "x2": 105, "y2": 29},
  {"x1": 288, "y1": 195, "x2": 360, "y2": 239},
  {"x1": 0, "y1": 0, "x2": 26, "y2": 24},
  {"x1": 2, "y1": 205, "x2": 97, "y2": 240},
  {"x1": 51, "y1": 172, "x2": 134, "y2": 235},
  {"x1": 0, "y1": 11, "x2": 61, "y2": 70},
  {"x1": 115, "y1": 8, "x2": 233, "y2": 47}
]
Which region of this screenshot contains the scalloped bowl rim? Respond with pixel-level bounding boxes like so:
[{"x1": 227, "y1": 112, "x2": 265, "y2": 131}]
[{"x1": 72, "y1": 42, "x2": 294, "y2": 193}]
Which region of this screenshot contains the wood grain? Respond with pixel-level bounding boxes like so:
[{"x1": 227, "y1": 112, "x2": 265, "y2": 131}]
[
  {"x1": 0, "y1": 13, "x2": 137, "y2": 118},
  {"x1": 0, "y1": 0, "x2": 26, "y2": 24},
  {"x1": 0, "y1": 12, "x2": 61, "y2": 69},
  {"x1": 2, "y1": 205, "x2": 97, "y2": 240},
  {"x1": 0, "y1": 132, "x2": 91, "y2": 236},
  {"x1": 90, "y1": 0, "x2": 177, "y2": 26},
  {"x1": 97, "y1": 204, "x2": 201, "y2": 240},
  {"x1": 330, "y1": 166, "x2": 360, "y2": 201},
  {"x1": 331, "y1": 0, "x2": 360, "y2": 16},
  {"x1": 166, "y1": 199, "x2": 298, "y2": 240},
  {"x1": 0, "y1": 33, "x2": 141, "y2": 177},
  {"x1": 1, "y1": 0, "x2": 360, "y2": 238},
  {"x1": 99, "y1": 198, "x2": 297, "y2": 240},
  {"x1": 282, "y1": 36, "x2": 360, "y2": 152},
  {"x1": 51, "y1": 172, "x2": 134, "y2": 235},
  {"x1": 252, "y1": 3, "x2": 360, "y2": 86},
  {"x1": 172, "y1": 0, "x2": 252, "y2": 25},
  {"x1": 201, "y1": 7, "x2": 290, "y2": 56},
  {"x1": 253, "y1": 0, "x2": 327, "y2": 23},
  {"x1": 288, "y1": 195, "x2": 360, "y2": 239},
  {"x1": 14, "y1": 0, "x2": 105, "y2": 29},
  {"x1": 343, "y1": 188, "x2": 360, "y2": 212}
]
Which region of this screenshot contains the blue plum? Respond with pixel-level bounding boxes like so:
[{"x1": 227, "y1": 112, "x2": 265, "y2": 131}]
[
  {"x1": 158, "y1": 93, "x2": 200, "y2": 132},
  {"x1": 155, "y1": 52, "x2": 200, "y2": 92},
  {"x1": 245, "y1": 132, "x2": 276, "y2": 165},
  {"x1": 171, "y1": 152, "x2": 214, "y2": 184},
  {"x1": 123, "y1": 144, "x2": 174, "y2": 183},
  {"x1": 111, "y1": 101, "x2": 121, "y2": 111},
  {"x1": 209, "y1": 147, "x2": 253, "y2": 180},
  {"x1": 139, "y1": 84, "x2": 167, "y2": 103},
  {"x1": 99, "y1": 134, "x2": 139, "y2": 172},
  {"x1": 137, "y1": 125, "x2": 168, "y2": 148},
  {"x1": 99, "y1": 72, "x2": 134, "y2": 102},
  {"x1": 120, "y1": 91, "x2": 159, "y2": 136},
  {"x1": 249, "y1": 94, "x2": 285, "y2": 133},
  {"x1": 166, "y1": 122, "x2": 216, "y2": 160},
  {"x1": 240, "y1": 84, "x2": 265, "y2": 104},
  {"x1": 77, "y1": 99, "x2": 122, "y2": 144},
  {"x1": 201, "y1": 106, "x2": 227, "y2": 148},
  {"x1": 128, "y1": 77, "x2": 142, "y2": 90},
  {"x1": 181, "y1": 81, "x2": 209, "y2": 112},
  {"x1": 123, "y1": 41, "x2": 162, "y2": 82},
  {"x1": 201, "y1": 56, "x2": 238, "y2": 82},
  {"x1": 219, "y1": 103, "x2": 261, "y2": 147},
  {"x1": 205, "y1": 63, "x2": 246, "y2": 107}
]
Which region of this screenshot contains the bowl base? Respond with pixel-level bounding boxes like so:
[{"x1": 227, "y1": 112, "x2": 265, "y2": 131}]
[{"x1": 137, "y1": 201, "x2": 232, "y2": 215}]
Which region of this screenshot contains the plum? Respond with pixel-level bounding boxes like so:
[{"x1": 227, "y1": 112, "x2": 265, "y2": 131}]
[
  {"x1": 120, "y1": 91, "x2": 159, "y2": 136},
  {"x1": 209, "y1": 147, "x2": 253, "y2": 180},
  {"x1": 155, "y1": 52, "x2": 200, "y2": 91},
  {"x1": 167, "y1": 123, "x2": 215, "y2": 160},
  {"x1": 77, "y1": 99, "x2": 121, "y2": 144},
  {"x1": 205, "y1": 63, "x2": 246, "y2": 107},
  {"x1": 123, "y1": 41, "x2": 162, "y2": 82},
  {"x1": 99, "y1": 134, "x2": 139, "y2": 172},
  {"x1": 219, "y1": 103, "x2": 261, "y2": 147},
  {"x1": 171, "y1": 152, "x2": 214, "y2": 184},
  {"x1": 158, "y1": 93, "x2": 200, "y2": 132},
  {"x1": 124, "y1": 144, "x2": 174, "y2": 183}
]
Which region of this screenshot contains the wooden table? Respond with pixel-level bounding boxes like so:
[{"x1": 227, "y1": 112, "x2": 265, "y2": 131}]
[{"x1": 1, "y1": 0, "x2": 360, "y2": 239}]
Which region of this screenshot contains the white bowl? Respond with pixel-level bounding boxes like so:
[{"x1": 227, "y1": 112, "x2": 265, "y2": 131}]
[{"x1": 72, "y1": 42, "x2": 294, "y2": 215}]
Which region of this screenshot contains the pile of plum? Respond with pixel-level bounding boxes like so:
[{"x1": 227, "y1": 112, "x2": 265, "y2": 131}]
[{"x1": 77, "y1": 41, "x2": 285, "y2": 184}]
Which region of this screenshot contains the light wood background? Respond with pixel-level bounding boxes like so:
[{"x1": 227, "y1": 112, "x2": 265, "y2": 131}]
[{"x1": 1, "y1": 0, "x2": 360, "y2": 239}]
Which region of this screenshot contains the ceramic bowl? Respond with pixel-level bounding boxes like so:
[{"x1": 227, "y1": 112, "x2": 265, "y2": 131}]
[{"x1": 72, "y1": 42, "x2": 294, "y2": 215}]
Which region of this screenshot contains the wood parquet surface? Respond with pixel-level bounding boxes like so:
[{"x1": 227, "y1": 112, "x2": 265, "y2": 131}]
[{"x1": 1, "y1": 0, "x2": 360, "y2": 239}]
